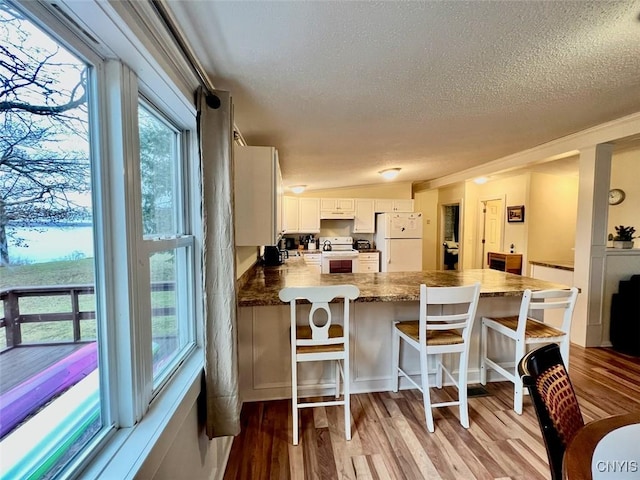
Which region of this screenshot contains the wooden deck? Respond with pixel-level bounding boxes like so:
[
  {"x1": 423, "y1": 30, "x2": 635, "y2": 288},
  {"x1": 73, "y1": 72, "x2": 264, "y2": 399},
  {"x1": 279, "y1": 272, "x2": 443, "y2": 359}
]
[{"x1": 0, "y1": 343, "x2": 90, "y2": 395}]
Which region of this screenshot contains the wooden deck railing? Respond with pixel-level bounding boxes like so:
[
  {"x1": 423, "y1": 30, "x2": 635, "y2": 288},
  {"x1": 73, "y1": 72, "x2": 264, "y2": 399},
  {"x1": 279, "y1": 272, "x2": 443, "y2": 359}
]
[{"x1": 0, "y1": 283, "x2": 175, "y2": 351}]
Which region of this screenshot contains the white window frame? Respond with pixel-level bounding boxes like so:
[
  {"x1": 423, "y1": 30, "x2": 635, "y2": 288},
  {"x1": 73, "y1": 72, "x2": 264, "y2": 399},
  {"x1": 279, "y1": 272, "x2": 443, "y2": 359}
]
[{"x1": 11, "y1": 1, "x2": 206, "y2": 479}]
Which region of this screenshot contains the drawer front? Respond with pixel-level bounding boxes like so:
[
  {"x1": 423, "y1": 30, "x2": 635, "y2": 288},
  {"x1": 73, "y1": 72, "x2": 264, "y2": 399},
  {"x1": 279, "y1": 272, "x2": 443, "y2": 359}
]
[
  {"x1": 359, "y1": 253, "x2": 379, "y2": 261},
  {"x1": 359, "y1": 262, "x2": 379, "y2": 273}
]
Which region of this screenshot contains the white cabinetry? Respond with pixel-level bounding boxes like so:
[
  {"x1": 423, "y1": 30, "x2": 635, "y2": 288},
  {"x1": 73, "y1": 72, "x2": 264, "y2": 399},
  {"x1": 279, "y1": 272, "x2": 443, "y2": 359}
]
[
  {"x1": 234, "y1": 146, "x2": 282, "y2": 246},
  {"x1": 283, "y1": 197, "x2": 320, "y2": 233},
  {"x1": 374, "y1": 199, "x2": 414, "y2": 213},
  {"x1": 320, "y1": 198, "x2": 355, "y2": 219},
  {"x1": 282, "y1": 196, "x2": 299, "y2": 233},
  {"x1": 358, "y1": 252, "x2": 380, "y2": 272},
  {"x1": 353, "y1": 199, "x2": 375, "y2": 233},
  {"x1": 303, "y1": 252, "x2": 322, "y2": 273},
  {"x1": 299, "y1": 198, "x2": 321, "y2": 232}
]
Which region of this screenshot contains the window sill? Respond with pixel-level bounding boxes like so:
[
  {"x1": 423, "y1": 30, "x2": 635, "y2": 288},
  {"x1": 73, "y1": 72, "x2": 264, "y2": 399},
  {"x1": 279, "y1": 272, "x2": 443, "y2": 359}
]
[{"x1": 76, "y1": 347, "x2": 204, "y2": 479}]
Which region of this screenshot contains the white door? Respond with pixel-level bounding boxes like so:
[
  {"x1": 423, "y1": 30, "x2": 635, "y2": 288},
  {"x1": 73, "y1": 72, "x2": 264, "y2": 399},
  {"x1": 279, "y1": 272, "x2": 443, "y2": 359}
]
[
  {"x1": 382, "y1": 239, "x2": 423, "y2": 272},
  {"x1": 482, "y1": 199, "x2": 503, "y2": 267}
]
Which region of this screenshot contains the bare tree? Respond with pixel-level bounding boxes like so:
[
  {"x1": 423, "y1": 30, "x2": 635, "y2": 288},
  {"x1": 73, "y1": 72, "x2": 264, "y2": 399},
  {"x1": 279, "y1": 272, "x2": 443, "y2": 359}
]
[{"x1": 0, "y1": 2, "x2": 90, "y2": 265}]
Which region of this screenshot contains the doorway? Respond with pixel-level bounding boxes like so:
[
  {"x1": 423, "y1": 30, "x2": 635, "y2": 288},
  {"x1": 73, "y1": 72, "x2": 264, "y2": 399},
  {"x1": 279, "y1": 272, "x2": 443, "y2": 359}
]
[
  {"x1": 441, "y1": 203, "x2": 460, "y2": 270},
  {"x1": 478, "y1": 197, "x2": 504, "y2": 268}
]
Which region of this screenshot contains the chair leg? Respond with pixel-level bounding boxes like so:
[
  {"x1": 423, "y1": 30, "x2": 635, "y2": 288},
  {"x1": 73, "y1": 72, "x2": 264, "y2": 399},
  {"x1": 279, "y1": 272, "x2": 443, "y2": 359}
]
[
  {"x1": 514, "y1": 341, "x2": 525, "y2": 415},
  {"x1": 335, "y1": 359, "x2": 341, "y2": 398},
  {"x1": 343, "y1": 358, "x2": 351, "y2": 441},
  {"x1": 292, "y1": 361, "x2": 299, "y2": 445},
  {"x1": 420, "y1": 349, "x2": 435, "y2": 432},
  {"x1": 458, "y1": 350, "x2": 470, "y2": 428},
  {"x1": 480, "y1": 321, "x2": 488, "y2": 385},
  {"x1": 436, "y1": 353, "x2": 443, "y2": 389},
  {"x1": 391, "y1": 323, "x2": 400, "y2": 393},
  {"x1": 560, "y1": 339, "x2": 570, "y2": 373}
]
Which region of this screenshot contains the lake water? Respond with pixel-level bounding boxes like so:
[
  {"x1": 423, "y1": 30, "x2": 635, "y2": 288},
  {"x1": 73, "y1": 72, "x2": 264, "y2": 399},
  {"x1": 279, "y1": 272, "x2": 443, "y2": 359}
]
[{"x1": 7, "y1": 225, "x2": 94, "y2": 263}]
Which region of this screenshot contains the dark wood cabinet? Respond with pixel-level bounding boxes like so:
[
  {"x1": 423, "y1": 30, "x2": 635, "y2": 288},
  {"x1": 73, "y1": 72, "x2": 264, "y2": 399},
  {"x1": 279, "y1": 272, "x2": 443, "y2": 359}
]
[{"x1": 487, "y1": 252, "x2": 522, "y2": 275}]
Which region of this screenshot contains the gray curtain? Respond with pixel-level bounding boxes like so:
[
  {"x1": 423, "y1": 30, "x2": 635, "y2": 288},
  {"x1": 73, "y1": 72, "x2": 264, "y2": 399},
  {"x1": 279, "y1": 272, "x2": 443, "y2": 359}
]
[{"x1": 196, "y1": 87, "x2": 241, "y2": 438}]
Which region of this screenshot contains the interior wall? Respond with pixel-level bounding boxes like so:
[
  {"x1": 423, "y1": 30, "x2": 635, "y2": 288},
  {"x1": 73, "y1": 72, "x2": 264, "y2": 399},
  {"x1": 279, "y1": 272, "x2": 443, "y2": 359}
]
[
  {"x1": 527, "y1": 173, "x2": 578, "y2": 274},
  {"x1": 150, "y1": 400, "x2": 232, "y2": 480},
  {"x1": 414, "y1": 189, "x2": 439, "y2": 270},
  {"x1": 474, "y1": 174, "x2": 530, "y2": 268},
  {"x1": 236, "y1": 246, "x2": 258, "y2": 278},
  {"x1": 608, "y1": 146, "x2": 640, "y2": 237},
  {"x1": 463, "y1": 181, "x2": 480, "y2": 269},
  {"x1": 301, "y1": 181, "x2": 413, "y2": 199}
]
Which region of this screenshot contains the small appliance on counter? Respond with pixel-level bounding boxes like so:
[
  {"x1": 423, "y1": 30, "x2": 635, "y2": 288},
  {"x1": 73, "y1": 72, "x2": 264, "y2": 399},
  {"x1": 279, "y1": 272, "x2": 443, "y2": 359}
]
[
  {"x1": 263, "y1": 246, "x2": 288, "y2": 266},
  {"x1": 354, "y1": 239, "x2": 371, "y2": 251},
  {"x1": 285, "y1": 237, "x2": 297, "y2": 251}
]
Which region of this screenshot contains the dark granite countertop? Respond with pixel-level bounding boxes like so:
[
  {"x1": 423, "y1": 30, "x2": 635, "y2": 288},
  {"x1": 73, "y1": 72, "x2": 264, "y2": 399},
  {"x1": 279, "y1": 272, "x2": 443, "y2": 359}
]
[
  {"x1": 238, "y1": 256, "x2": 573, "y2": 307},
  {"x1": 529, "y1": 260, "x2": 575, "y2": 272}
]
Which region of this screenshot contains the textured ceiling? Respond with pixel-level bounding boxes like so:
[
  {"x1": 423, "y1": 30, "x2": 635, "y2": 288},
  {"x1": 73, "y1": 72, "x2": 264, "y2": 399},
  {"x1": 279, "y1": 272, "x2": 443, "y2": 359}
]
[{"x1": 166, "y1": 1, "x2": 640, "y2": 192}]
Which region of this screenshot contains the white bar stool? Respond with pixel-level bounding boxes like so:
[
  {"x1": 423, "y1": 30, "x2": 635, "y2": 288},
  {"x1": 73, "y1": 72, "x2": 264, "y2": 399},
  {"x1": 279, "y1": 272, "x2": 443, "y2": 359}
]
[
  {"x1": 391, "y1": 282, "x2": 481, "y2": 432},
  {"x1": 279, "y1": 284, "x2": 360, "y2": 445},
  {"x1": 480, "y1": 287, "x2": 579, "y2": 414}
]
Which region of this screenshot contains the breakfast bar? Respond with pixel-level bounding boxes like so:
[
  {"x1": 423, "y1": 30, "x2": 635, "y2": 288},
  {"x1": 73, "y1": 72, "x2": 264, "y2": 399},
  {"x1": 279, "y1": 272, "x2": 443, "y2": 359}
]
[{"x1": 237, "y1": 256, "x2": 574, "y2": 402}]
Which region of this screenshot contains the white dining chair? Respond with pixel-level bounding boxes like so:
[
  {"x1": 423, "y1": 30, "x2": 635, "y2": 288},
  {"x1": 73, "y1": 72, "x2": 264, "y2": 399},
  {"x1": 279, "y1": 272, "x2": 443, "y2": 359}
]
[
  {"x1": 279, "y1": 284, "x2": 360, "y2": 445},
  {"x1": 480, "y1": 287, "x2": 579, "y2": 414},
  {"x1": 391, "y1": 282, "x2": 481, "y2": 432}
]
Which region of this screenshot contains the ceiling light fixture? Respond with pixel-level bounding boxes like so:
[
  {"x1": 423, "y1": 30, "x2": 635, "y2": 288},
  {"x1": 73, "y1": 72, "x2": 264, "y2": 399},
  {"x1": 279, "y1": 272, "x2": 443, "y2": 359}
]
[
  {"x1": 379, "y1": 168, "x2": 401, "y2": 180},
  {"x1": 473, "y1": 177, "x2": 489, "y2": 185},
  {"x1": 290, "y1": 185, "x2": 306, "y2": 194}
]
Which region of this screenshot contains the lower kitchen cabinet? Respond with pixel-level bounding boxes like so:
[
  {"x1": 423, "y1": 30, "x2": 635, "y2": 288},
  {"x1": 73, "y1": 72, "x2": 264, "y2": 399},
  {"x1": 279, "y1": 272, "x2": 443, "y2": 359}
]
[
  {"x1": 358, "y1": 252, "x2": 380, "y2": 273},
  {"x1": 302, "y1": 252, "x2": 321, "y2": 273}
]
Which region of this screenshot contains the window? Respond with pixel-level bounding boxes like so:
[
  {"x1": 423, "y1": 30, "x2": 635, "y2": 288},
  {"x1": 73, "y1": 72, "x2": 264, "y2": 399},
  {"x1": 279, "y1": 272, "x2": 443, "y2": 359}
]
[
  {"x1": 0, "y1": 0, "x2": 201, "y2": 477},
  {"x1": 0, "y1": 1, "x2": 102, "y2": 477},
  {"x1": 138, "y1": 102, "x2": 195, "y2": 387}
]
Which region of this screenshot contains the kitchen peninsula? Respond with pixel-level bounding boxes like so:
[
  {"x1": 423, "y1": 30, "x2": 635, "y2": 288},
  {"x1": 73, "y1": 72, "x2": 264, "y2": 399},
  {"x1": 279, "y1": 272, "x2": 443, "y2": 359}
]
[{"x1": 237, "y1": 256, "x2": 573, "y2": 402}]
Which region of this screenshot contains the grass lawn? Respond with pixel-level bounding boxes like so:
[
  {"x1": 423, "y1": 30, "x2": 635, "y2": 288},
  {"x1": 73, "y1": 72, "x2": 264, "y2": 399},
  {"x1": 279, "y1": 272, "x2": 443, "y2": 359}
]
[{"x1": 1, "y1": 255, "x2": 178, "y2": 348}]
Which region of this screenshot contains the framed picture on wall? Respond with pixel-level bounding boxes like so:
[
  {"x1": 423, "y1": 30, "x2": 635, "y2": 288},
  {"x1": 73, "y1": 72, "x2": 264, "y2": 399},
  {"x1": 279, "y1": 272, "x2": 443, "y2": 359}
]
[{"x1": 507, "y1": 205, "x2": 525, "y2": 223}]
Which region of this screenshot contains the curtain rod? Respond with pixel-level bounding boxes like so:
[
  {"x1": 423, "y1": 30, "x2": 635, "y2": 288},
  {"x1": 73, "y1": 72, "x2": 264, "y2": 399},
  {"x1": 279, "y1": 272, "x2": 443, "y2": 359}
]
[{"x1": 150, "y1": 0, "x2": 247, "y2": 146}]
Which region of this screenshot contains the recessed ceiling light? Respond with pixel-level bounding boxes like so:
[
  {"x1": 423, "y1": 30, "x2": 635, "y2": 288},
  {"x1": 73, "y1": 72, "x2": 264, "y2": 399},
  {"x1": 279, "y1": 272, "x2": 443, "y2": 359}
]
[
  {"x1": 290, "y1": 185, "x2": 306, "y2": 194},
  {"x1": 379, "y1": 168, "x2": 401, "y2": 180},
  {"x1": 473, "y1": 177, "x2": 489, "y2": 185}
]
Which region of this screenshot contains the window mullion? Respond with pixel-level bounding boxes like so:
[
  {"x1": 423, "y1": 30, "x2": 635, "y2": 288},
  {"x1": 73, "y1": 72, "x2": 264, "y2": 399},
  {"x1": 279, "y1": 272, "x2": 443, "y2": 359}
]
[{"x1": 102, "y1": 59, "x2": 149, "y2": 426}]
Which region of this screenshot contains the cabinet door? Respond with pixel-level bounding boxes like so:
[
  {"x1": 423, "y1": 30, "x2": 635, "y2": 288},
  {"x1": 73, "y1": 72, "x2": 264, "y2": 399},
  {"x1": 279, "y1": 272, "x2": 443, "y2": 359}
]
[
  {"x1": 298, "y1": 198, "x2": 320, "y2": 233},
  {"x1": 393, "y1": 199, "x2": 414, "y2": 212},
  {"x1": 234, "y1": 146, "x2": 281, "y2": 246},
  {"x1": 353, "y1": 199, "x2": 375, "y2": 233},
  {"x1": 374, "y1": 199, "x2": 394, "y2": 213},
  {"x1": 321, "y1": 198, "x2": 354, "y2": 212},
  {"x1": 336, "y1": 198, "x2": 355, "y2": 211},
  {"x1": 282, "y1": 196, "x2": 299, "y2": 233}
]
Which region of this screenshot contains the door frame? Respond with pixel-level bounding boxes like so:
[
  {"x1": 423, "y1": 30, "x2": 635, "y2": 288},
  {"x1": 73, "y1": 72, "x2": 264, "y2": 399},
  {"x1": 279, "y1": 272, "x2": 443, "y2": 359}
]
[
  {"x1": 476, "y1": 194, "x2": 506, "y2": 269},
  {"x1": 439, "y1": 200, "x2": 463, "y2": 270}
]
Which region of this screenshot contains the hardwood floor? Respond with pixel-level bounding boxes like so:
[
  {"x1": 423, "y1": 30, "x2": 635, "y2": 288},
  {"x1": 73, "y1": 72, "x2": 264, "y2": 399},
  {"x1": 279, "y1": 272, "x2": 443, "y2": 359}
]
[{"x1": 224, "y1": 345, "x2": 640, "y2": 480}]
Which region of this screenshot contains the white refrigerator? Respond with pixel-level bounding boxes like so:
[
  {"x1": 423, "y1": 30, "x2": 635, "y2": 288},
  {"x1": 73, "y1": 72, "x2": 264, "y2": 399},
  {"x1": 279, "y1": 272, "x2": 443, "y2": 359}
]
[{"x1": 375, "y1": 212, "x2": 423, "y2": 272}]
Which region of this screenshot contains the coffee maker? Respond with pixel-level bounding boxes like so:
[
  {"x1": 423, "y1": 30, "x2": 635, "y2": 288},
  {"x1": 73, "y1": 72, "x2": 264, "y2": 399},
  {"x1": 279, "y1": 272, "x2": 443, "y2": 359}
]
[{"x1": 263, "y1": 246, "x2": 287, "y2": 266}]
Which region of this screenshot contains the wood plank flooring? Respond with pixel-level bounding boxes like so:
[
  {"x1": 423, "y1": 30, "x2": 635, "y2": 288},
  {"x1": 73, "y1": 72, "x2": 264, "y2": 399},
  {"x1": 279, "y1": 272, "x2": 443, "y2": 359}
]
[{"x1": 224, "y1": 345, "x2": 640, "y2": 480}]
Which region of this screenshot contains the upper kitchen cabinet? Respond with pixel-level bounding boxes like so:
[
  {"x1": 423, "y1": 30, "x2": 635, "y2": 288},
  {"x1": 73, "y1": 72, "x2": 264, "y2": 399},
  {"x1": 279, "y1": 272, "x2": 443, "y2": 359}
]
[
  {"x1": 353, "y1": 199, "x2": 375, "y2": 233},
  {"x1": 320, "y1": 198, "x2": 355, "y2": 219},
  {"x1": 234, "y1": 146, "x2": 283, "y2": 246},
  {"x1": 374, "y1": 198, "x2": 414, "y2": 213},
  {"x1": 282, "y1": 196, "x2": 299, "y2": 233},
  {"x1": 283, "y1": 196, "x2": 320, "y2": 233},
  {"x1": 299, "y1": 197, "x2": 321, "y2": 232}
]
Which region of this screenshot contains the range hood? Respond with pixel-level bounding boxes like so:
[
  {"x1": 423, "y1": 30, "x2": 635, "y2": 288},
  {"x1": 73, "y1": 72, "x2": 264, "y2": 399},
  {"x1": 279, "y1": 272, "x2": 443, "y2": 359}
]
[{"x1": 320, "y1": 211, "x2": 355, "y2": 220}]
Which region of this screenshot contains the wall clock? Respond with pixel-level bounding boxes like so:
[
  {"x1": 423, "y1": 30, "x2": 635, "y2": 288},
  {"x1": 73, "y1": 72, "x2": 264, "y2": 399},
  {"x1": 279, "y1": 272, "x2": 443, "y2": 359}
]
[{"x1": 608, "y1": 188, "x2": 626, "y2": 205}]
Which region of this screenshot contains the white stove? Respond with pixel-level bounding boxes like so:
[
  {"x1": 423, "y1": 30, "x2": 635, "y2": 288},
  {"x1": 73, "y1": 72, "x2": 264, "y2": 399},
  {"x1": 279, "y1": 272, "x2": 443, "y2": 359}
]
[{"x1": 319, "y1": 237, "x2": 359, "y2": 273}]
